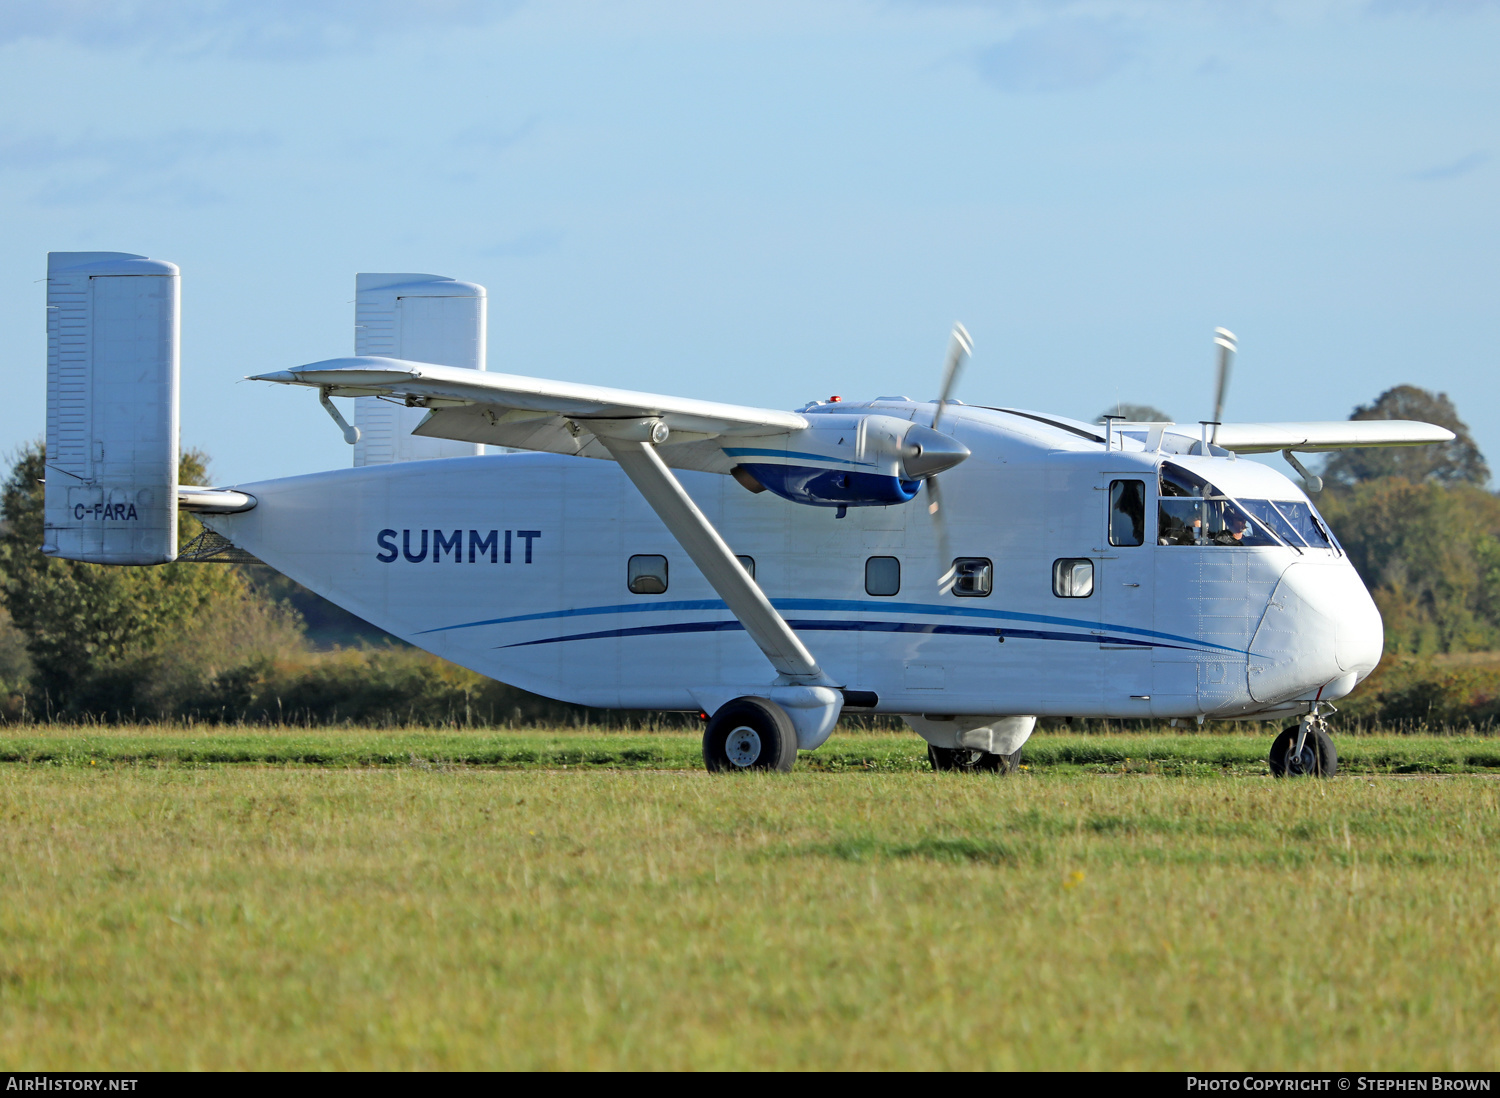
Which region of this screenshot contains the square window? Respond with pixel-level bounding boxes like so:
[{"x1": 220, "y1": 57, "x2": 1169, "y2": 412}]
[
  {"x1": 951, "y1": 558, "x2": 993, "y2": 597},
  {"x1": 865, "y1": 556, "x2": 901, "y2": 596},
  {"x1": 1052, "y1": 558, "x2": 1094, "y2": 598},
  {"x1": 628, "y1": 554, "x2": 668, "y2": 594},
  {"x1": 736, "y1": 555, "x2": 755, "y2": 579}
]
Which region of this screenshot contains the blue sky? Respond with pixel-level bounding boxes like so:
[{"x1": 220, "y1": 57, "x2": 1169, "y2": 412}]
[{"x1": 1, "y1": 0, "x2": 1496, "y2": 485}]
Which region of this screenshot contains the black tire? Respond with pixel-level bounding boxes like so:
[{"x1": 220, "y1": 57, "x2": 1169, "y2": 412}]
[
  {"x1": 927, "y1": 744, "x2": 1022, "y2": 774},
  {"x1": 1268, "y1": 725, "x2": 1338, "y2": 778},
  {"x1": 703, "y1": 697, "x2": 798, "y2": 773}
]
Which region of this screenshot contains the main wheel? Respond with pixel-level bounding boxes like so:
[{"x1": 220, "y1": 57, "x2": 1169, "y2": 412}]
[
  {"x1": 927, "y1": 744, "x2": 1022, "y2": 774},
  {"x1": 1268, "y1": 725, "x2": 1338, "y2": 778},
  {"x1": 703, "y1": 697, "x2": 799, "y2": 773}
]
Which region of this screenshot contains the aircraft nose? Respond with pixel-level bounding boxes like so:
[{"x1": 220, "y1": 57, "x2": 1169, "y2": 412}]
[{"x1": 1248, "y1": 561, "x2": 1383, "y2": 704}]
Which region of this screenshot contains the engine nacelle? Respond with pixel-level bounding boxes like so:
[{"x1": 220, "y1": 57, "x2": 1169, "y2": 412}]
[{"x1": 723, "y1": 414, "x2": 968, "y2": 508}]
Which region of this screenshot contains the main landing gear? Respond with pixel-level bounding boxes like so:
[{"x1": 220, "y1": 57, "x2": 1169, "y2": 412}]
[
  {"x1": 1268, "y1": 708, "x2": 1338, "y2": 778},
  {"x1": 927, "y1": 745, "x2": 1023, "y2": 774},
  {"x1": 702, "y1": 696, "x2": 799, "y2": 772}
]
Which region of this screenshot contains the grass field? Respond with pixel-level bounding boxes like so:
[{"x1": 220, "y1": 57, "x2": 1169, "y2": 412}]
[{"x1": 0, "y1": 725, "x2": 1497, "y2": 1070}]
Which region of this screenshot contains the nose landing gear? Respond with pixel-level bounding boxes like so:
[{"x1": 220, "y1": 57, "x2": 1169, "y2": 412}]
[{"x1": 1269, "y1": 707, "x2": 1338, "y2": 778}]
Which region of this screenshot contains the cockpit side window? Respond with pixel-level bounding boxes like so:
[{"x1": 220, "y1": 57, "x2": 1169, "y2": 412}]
[
  {"x1": 1157, "y1": 463, "x2": 1279, "y2": 548},
  {"x1": 1108, "y1": 480, "x2": 1145, "y2": 547}
]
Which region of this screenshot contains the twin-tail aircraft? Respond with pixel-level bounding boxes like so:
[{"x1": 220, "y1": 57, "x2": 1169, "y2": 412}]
[{"x1": 42, "y1": 252, "x2": 1455, "y2": 776}]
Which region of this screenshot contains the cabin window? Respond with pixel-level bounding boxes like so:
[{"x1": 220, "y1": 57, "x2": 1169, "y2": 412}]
[
  {"x1": 865, "y1": 556, "x2": 901, "y2": 597},
  {"x1": 1109, "y1": 480, "x2": 1146, "y2": 546},
  {"x1": 1053, "y1": 558, "x2": 1094, "y2": 598},
  {"x1": 1157, "y1": 463, "x2": 1279, "y2": 548},
  {"x1": 951, "y1": 558, "x2": 993, "y2": 597},
  {"x1": 627, "y1": 554, "x2": 669, "y2": 594},
  {"x1": 736, "y1": 555, "x2": 756, "y2": 579}
]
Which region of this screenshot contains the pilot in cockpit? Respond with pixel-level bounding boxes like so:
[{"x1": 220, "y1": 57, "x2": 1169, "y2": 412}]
[{"x1": 1213, "y1": 515, "x2": 1249, "y2": 545}]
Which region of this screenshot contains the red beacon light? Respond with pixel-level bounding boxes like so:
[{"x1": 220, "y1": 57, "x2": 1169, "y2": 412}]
[{"x1": 828, "y1": 395, "x2": 842, "y2": 402}]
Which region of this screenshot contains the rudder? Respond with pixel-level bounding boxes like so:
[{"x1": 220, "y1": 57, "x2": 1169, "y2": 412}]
[{"x1": 43, "y1": 251, "x2": 180, "y2": 565}]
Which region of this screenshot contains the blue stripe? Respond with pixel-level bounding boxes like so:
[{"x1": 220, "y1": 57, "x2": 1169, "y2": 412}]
[
  {"x1": 417, "y1": 596, "x2": 1246, "y2": 655},
  {"x1": 494, "y1": 618, "x2": 1197, "y2": 651},
  {"x1": 721, "y1": 447, "x2": 876, "y2": 468}
]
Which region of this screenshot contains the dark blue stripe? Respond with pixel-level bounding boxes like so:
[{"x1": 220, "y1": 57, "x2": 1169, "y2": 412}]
[
  {"x1": 419, "y1": 596, "x2": 1245, "y2": 655},
  {"x1": 494, "y1": 618, "x2": 1197, "y2": 652}
]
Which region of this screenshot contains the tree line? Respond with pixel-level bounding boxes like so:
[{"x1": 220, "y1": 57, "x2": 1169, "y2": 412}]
[{"x1": 3, "y1": 385, "x2": 1500, "y2": 728}]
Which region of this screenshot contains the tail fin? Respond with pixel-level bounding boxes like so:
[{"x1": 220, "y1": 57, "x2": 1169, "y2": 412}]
[
  {"x1": 352, "y1": 273, "x2": 486, "y2": 466},
  {"x1": 43, "y1": 251, "x2": 180, "y2": 565}
]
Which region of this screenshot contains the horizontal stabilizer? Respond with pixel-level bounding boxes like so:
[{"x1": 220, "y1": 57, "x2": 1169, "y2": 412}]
[{"x1": 177, "y1": 486, "x2": 256, "y2": 513}]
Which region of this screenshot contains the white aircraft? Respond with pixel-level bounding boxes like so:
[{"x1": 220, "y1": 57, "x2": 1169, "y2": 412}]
[{"x1": 41, "y1": 252, "x2": 1455, "y2": 777}]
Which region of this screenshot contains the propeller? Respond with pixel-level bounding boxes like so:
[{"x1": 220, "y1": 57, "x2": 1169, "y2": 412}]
[
  {"x1": 1209, "y1": 327, "x2": 1236, "y2": 445},
  {"x1": 927, "y1": 323, "x2": 972, "y2": 590}
]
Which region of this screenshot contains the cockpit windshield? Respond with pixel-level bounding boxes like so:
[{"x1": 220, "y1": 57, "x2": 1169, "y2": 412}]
[
  {"x1": 1266, "y1": 500, "x2": 1337, "y2": 551},
  {"x1": 1157, "y1": 463, "x2": 1279, "y2": 548}
]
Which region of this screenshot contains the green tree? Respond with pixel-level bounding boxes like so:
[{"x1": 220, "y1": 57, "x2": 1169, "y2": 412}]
[
  {"x1": 0, "y1": 443, "x2": 299, "y2": 713},
  {"x1": 1322, "y1": 386, "x2": 1489, "y2": 488},
  {"x1": 1320, "y1": 478, "x2": 1500, "y2": 654}
]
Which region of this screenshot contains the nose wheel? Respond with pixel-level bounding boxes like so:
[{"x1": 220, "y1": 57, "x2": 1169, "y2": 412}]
[{"x1": 1269, "y1": 714, "x2": 1338, "y2": 778}]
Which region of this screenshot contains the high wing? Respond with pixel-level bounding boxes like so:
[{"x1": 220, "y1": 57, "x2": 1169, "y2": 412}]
[
  {"x1": 1112, "y1": 418, "x2": 1457, "y2": 455},
  {"x1": 1211, "y1": 420, "x2": 1455, "y2": 454},
  {"x1": 251, "y1": 356, "x2": 808, "y2": 474}
]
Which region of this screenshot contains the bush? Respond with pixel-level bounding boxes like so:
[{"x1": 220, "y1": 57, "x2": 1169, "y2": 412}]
[{"x1": 1337, "y1": 657, "x2": 1500, "y2": 731}]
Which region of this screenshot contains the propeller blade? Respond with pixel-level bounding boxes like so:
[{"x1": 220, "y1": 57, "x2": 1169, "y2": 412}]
[
  {"x1": 1210, "y1": 327, "x2": 1236, "y2": 443},
  {"x1": 931, "y1": 323, "x2": 972, "y2": 432},
  {"x1": 928, "y1": 322, "x2": 970, "y2": 589},
  {"x1": 927, "y1": 477, "x2": 955, "y2": 592}
]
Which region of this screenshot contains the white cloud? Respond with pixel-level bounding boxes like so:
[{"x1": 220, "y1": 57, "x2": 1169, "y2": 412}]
[
  {"x1": 0, "y1": 0, "x2": 519, "y2": 60},
  {"x1": 976, "y1": 18, "x2": 1134, "y2": 93},
  {"x1": 1411, "y1": 151, "x2": 1489, "y2": 180},
  {"x1": 0, "y1": 129, "x2": 277, "y2": 206}
]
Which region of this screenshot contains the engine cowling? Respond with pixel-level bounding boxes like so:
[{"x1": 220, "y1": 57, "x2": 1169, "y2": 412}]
[{"x1": 723, "y1": 414, "x2": 969, "y2": 508}]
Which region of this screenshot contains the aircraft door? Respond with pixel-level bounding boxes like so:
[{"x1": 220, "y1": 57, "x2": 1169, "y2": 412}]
[{"x1": 1098, "y1": 475, "x2": 1154, "y2": 714}]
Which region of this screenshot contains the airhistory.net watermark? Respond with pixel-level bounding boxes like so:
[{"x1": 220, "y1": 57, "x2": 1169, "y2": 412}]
[{"x1": 5, "y1": 1080, "x2": 137, "y2": 1092}]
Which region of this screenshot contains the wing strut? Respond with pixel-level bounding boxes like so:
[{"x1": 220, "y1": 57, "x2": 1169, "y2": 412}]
[
  {"x1": 595, "y1": 422, "x2": 844, "y2": 749},
  {"x1": 595, "y1": 423, "x2": 830, "y2": 684}
]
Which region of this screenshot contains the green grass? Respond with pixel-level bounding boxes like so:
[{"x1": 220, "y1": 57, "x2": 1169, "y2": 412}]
[
  {"x1": 0, "y1": 725, "x2": 1497, "y2": 1069},
  {"x1": 3, "y1": 723, "x2": 1499, "y2": 775}
]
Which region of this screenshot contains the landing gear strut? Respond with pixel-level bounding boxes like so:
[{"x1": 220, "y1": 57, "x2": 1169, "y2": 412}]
[
  {"x1": 927, "y1": 745, "x2": 1022, "y2": 774},
  {"x1": 1269, "y1": 707, "x2": 1338, "y2": 778}
]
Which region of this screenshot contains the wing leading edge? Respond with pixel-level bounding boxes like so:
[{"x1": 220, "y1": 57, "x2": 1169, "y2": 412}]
[{"x1": 251, "y1": 357, "x2": 809, "y2": 474}]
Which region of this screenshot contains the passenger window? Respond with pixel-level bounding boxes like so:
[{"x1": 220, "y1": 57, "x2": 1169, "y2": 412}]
[
  {"x1": 627, "y1": 554, "x2": 668, "y2": 594},
  {"x1": 951, "y1": 558, "x2": 993, "y2": 597},
  {"x1": 1109, "y1": 480, "x2": 1145, "y2": 547},
  {"x1": 736, "y1": 555, "x2": 755, "y2": 579},
  {"x1": 1053, "y1": 558, "x2": 1094, "y2": 598},
  {"x1": 865, "y1": 556, "x2": 900, "y2": 597}
]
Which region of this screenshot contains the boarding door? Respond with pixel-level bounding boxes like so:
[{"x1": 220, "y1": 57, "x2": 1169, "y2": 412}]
[{"x1": 1097, "y1": 473, "x2": 1154, "y2": 714}]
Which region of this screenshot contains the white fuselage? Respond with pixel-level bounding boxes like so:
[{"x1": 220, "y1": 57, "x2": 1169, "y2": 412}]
[{"x1": 206, "y1": 402, "x2": 1382, "y2": 721}]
